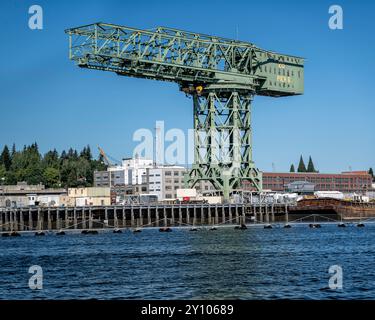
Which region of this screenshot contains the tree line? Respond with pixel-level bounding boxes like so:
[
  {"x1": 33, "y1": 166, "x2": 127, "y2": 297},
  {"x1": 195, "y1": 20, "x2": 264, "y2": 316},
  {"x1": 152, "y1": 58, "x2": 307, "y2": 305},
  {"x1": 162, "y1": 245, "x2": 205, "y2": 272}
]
[
  {"x1": 290, "y1": 156, "x2": 374, "y2": 182},
  {"x1": 0, "y1": 143, "x2": 107, "y2": 188},
  {"x1": 290, "y1": 155, "x2": 318, "y2": 173}
]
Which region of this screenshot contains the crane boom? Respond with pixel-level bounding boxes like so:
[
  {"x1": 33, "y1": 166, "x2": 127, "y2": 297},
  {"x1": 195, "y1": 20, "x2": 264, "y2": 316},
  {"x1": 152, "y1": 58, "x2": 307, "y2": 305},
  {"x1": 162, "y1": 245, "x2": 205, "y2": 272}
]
[
  {"x1": 97, "y1": 146, "x2": 111, "y2": 166},
  {"x1": 66, "y1": 22, "x2": 305, "y2": 200},
  {"x1": 65, "y1": 22, "x2": 304, "y2": 97}
]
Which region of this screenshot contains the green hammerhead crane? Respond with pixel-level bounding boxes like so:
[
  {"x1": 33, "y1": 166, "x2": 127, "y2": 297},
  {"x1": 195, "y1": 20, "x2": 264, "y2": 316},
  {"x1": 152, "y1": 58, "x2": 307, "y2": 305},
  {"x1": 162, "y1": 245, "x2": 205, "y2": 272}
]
[{"x1": 65, "y1": 22, "x2": 304, "y2": 201}]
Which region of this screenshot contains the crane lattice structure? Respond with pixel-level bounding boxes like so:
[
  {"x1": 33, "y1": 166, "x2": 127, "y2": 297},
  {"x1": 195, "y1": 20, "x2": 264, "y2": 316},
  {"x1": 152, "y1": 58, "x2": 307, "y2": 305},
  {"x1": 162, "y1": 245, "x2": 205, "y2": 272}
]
[{"x1": 65, "y1": 22, "x2": 304, "y2": 200}]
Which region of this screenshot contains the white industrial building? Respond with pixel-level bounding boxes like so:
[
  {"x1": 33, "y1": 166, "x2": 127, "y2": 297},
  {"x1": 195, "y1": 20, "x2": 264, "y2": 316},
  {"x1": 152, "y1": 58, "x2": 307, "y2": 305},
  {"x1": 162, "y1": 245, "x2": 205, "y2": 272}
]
[
  {"x1": 94, "y1": 156, "x2": 217, "y2": 202},
  {"x1": 95, "y1": 157, "x2": 153, "y2": 187},
  {"x1": 147, "y1": 166, "x2": 187, "y2": 201},
  {"x1": 120, "y1": 157, "x2": 153, "y2": 185}
]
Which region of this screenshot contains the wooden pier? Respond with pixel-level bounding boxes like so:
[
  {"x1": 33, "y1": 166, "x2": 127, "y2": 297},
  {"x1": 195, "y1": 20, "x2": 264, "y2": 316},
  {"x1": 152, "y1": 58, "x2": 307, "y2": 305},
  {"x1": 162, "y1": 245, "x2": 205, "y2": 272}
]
[{"x1": 0, "y1": 203, "x2": 291, "y2": 233}]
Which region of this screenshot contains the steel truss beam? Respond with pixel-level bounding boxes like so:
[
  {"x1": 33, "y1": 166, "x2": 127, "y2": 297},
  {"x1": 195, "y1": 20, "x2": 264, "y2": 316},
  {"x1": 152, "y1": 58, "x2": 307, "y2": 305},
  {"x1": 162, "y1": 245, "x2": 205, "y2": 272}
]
[
  {"x1": 65, "y1": 22, "x2": 304, "y2": 97},
  {"x1": 184, "y1": 86, "x2": 262, "y2": 200}
]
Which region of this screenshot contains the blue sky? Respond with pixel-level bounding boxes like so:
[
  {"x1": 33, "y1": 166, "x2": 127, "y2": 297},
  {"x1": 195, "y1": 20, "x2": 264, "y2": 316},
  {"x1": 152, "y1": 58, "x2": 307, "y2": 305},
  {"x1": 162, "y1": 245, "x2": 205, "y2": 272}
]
[{"x1": 0, "y1": 0, "x2": 374, "y2": 173}]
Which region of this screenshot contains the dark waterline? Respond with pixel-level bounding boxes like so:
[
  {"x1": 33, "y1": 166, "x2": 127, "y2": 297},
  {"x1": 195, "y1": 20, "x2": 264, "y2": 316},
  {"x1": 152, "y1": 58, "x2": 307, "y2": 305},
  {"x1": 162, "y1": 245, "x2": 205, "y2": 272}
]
[{"x1": 1, "y1": 224, "x2": 374, "y2": 300}]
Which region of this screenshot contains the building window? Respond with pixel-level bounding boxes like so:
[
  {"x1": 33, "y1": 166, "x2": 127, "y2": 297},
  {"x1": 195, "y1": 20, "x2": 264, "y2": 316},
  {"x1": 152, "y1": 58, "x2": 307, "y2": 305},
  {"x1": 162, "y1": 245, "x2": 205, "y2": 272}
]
[
  {"x1": 174, "y1": 172, "x2": 179, "y2": 176},
  {"x1": 165, "y1": 171, "x2": 172, "y2": 176}
]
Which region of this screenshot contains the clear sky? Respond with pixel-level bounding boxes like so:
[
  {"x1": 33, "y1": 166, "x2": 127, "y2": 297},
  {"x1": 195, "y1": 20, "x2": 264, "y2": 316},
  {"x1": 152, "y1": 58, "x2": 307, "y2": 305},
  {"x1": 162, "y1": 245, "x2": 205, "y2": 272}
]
[{"x1": 0, "y1": 0, "x2": 374, "y2": 173}]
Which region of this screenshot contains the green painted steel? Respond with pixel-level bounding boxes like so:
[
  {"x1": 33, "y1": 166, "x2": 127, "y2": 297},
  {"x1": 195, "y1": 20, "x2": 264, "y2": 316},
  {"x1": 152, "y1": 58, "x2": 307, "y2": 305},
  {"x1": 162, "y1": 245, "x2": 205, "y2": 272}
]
[{"x1": 65, "y1": 22, "x2": 304, "y2": 200}]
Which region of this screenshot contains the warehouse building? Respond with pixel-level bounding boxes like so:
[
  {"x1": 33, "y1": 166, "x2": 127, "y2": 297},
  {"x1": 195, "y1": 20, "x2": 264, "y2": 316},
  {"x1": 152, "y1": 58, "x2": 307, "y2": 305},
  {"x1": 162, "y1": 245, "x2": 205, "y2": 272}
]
[
  {"x1": 260, "y1": 171, "x2": 373, "y2": 193},
  {"x1": 68, "y1": 187, "x2": 111, "y2": 207},
  {"x1": 0, "y1": 182, "x2": 67, "y2": 208}
]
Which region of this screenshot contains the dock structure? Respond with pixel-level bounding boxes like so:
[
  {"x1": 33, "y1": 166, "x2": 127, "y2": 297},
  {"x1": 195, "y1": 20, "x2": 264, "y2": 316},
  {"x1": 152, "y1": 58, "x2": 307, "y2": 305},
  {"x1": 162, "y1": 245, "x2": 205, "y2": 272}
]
[{"x1": 0, "y1": 203, "x2": 290, "y2": 233}]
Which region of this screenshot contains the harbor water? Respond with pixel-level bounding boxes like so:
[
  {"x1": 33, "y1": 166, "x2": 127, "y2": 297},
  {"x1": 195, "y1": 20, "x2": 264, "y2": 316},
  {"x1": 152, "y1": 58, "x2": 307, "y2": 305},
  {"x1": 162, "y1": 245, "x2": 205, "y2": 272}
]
[{"x1": 1, "y1": 223, "x2": 375, "y2": 300}]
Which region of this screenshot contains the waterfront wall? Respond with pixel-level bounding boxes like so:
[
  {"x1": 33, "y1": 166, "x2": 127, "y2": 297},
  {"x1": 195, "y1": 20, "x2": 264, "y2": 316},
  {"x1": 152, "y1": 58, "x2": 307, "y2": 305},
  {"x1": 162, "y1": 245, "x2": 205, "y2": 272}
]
[{"x1": 0, "y1": 203, "x2": 290, "y2": 232}]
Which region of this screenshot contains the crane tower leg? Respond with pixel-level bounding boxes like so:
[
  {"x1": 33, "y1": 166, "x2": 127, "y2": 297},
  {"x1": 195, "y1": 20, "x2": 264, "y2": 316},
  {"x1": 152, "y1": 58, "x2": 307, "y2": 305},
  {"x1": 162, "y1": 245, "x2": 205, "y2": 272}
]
[{"x1": 184, "y1": 88, "x2": 262, "y2": 201}]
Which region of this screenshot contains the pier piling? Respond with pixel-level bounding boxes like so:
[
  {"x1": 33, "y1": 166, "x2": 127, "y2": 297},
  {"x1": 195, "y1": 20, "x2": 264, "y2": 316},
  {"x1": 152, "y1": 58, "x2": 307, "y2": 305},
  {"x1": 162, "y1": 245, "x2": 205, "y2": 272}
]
[
  {"x1": 178, "y1": 205, "x2": 182, "y2": 226},
  {"x1": 29, "y1": 209, "x2": 33, "y2": 230},
  {"x1": 48, "y1": 209, "x2": 52, "y2": 230},
  {"x1": 215, "y1": 205, "x2": 219, "y2": 225},
  {"x1": 73, "y1": 208, "x2": 77, "y2": 230},
  {"x1": 265, "y1": 205, "x2": 270, "y2": 224},
  {"x1": 131, "y1": 207, "x2": 135, "y2": 228},
  {"x1": 193, "y1": 205, "x2": 197, "y2": 226},
  {"x1": 163, "y1": 207, "x2": 167, "y2": 227},
  {"x1": 186, "y1": 207, "x2": 190, "y2": 225},
  {"x1": 285, "y1": 204, "x2": 289, "y2": 223},
  {"x1": 64, "y1": 208, "x2": 68, "y2": 229},
  {"x1": 139, "y1": 209, "x2": 143, "y2": 227},
  {"x1": 114, "y1": 209, "x2": 119, "y2": 228},
  {"x1": 89, "y1": 208, "x2": 93, "y2": 229},
  {"x1": 122, "y1": 207, "x2": 126, "y2": 228},
  {"x1": 104, "y1": 208, "x2": 108, "y2": 227}
]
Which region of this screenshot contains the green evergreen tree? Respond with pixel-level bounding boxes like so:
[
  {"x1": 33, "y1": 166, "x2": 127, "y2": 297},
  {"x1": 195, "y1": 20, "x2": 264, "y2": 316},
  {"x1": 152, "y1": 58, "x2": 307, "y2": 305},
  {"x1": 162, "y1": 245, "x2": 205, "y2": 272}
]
[
  {"x1": 307, "y1": 156, "x2": 316, "y2": 173},
  {"x1": 11, "y1": 143, "x2": 16, "y2": 158},
  {"x1": 80, "y1": 145, "x2": 92, "y2": 161},
  {"x1": 0, "y1": 164, "x2": 6, "y2": 181},
  {"x1": 369, "y1": 168, "x2": 374, "y2": 181},
  {"x1": 0, "y1": 145, "x2": 12, "y2": 171},
  {"x1": 297, "y1": 155, "x2": 307, "y2": 172},
  {"x1": 43, "y1": 149, "x2": 60, "y2": 169},
  {"x1": 290, "y1": 164, "x2": 295, "y2": 172},
  {"x1": 43, "y1": 167, "x2": 61, "y2": 188},
  {"x1": 1, "y1": 143, "x2": 108, "y2": 188},
  {"x1": 60, "y1": 150, "x2": 67, "y2": 160}
]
